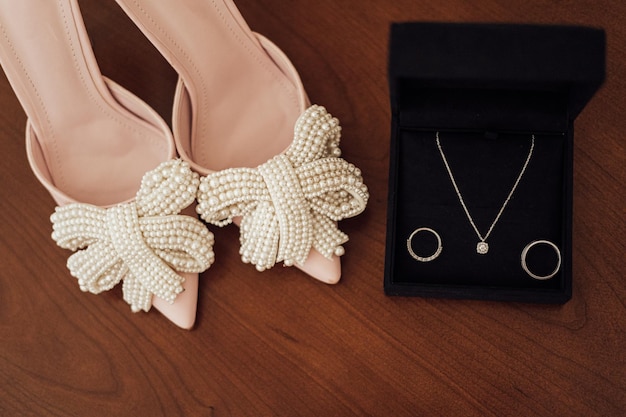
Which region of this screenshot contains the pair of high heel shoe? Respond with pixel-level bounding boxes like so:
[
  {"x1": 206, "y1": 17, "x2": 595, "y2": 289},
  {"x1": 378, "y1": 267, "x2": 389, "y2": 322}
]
[{"x1": 0, "y1": 0, "x2": 368, "y2": 329}]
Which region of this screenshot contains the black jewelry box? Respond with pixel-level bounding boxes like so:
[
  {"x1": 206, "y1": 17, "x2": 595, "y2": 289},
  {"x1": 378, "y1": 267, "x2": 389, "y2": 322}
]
[{"x1": 384, "y1": 22, "x2": 605, "y2": 303}]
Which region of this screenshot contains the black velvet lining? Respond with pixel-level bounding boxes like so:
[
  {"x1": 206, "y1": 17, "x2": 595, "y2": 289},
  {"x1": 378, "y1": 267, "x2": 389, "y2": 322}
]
[
  {"x1": 397, "y1": 86, "x2": 568, "y2": 132},
  {"x1": 392, "y1": 129, "x2": 565, "y2": 289}
]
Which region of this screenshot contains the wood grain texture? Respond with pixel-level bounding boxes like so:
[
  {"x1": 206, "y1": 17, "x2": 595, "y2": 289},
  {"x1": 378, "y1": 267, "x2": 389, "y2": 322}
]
[{"x1": 0, "y1": 0, "x2": 624, "y2": 416}]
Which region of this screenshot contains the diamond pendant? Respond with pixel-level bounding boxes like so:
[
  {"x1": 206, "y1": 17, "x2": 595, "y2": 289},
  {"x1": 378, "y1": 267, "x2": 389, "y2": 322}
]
[{"x1": 476, "y1": 241, "x2": 489, "y2": 254}]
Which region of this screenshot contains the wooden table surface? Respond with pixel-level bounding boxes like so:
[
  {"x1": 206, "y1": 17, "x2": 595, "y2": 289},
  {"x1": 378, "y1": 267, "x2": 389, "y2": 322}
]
[{"x1": 1, "y1": 0, "x2": 624, "y2": 416}]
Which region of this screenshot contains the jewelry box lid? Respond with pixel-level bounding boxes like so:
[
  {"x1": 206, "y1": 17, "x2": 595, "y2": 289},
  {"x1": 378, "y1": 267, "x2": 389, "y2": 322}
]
[{"x1": 388, "y1": 22, "x2": 605, "y2": 122}]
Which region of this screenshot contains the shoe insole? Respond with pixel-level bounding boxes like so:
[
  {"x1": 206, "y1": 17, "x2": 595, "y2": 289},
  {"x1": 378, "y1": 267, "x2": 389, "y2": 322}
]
[
  {"x1": 116, "y1": 0, "x2": 303, "y2": 171},
  {"x1": 0, "y1": 0, "x2": 172, "y2": 206}
]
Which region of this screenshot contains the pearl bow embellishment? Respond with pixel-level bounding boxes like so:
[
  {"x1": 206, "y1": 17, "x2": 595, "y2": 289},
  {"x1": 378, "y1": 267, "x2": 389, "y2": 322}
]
[
  {"x1": 196, "y1": 105, "x2": 369, "y2": 271},
  {"x1": 50, "y1": 160, "x2": 215, "y2": 313}
]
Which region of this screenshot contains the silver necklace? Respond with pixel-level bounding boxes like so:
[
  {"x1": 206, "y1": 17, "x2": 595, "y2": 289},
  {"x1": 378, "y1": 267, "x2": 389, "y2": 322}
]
[{"x1": 436, "y1": 132, "x2": 535, "y2": 254}]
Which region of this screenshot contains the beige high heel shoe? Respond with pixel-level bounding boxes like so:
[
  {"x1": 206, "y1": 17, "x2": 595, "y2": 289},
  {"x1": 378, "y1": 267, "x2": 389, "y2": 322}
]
[
  {"x1": 0, "y1": 0, "x2": 214, "y2": 328},
  {"x1": 115, "y1": 0, "x2": 369, "y2": 284}
]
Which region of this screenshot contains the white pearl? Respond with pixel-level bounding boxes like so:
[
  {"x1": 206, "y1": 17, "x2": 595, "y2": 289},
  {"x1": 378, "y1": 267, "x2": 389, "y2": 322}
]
[
  {"x1": 50, "y1": 159, "x2": 215, "y2": 313},
  {"x1": 193, "y1": 105, "x2": 369, "y2": 269}
]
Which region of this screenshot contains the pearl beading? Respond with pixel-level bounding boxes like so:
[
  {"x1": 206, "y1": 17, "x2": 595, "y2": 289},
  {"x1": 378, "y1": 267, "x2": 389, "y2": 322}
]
[
  {"x1": 50, "y1": 160, "x2": 215, "y2": 313},
  {"x1": 196, "y1": 105, "x2": 369, "y2": 271}
]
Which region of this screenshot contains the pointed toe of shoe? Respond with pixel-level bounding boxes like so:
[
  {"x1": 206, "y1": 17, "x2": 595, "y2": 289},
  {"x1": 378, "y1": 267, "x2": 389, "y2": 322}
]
[
  {"x1": 152, "y1": 272, "x2": 199, "y2": 330},
  {"x1": 298, "y1": 251, "x2": 342, "y2": 285}
]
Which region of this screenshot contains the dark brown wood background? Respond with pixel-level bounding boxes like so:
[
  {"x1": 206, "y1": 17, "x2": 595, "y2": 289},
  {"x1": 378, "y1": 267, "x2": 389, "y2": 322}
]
[{"x1": 1, "y1": 0, "x2": 624, "y2": 416}]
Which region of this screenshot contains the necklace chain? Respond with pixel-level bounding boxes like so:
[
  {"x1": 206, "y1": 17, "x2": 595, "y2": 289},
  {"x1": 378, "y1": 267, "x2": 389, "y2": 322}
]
[{"x1": 436, "y1": 132, "x2": 535, "y2": 250}]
